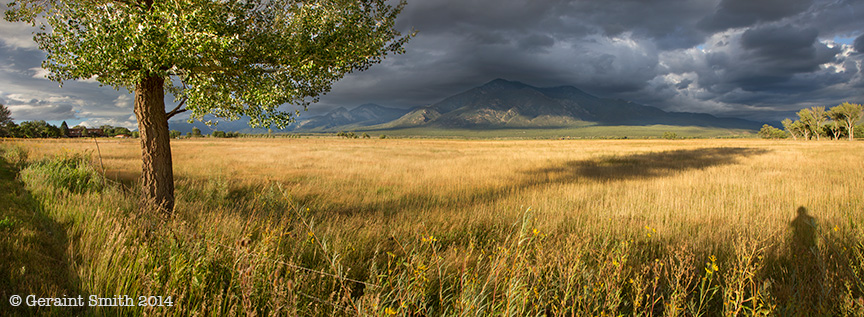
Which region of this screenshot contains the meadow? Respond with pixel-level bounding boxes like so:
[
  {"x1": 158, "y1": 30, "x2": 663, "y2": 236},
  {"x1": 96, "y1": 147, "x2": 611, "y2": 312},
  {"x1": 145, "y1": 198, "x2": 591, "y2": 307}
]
[{"x1": 1, "y1": 137, "x2": 863, "y2": 315}]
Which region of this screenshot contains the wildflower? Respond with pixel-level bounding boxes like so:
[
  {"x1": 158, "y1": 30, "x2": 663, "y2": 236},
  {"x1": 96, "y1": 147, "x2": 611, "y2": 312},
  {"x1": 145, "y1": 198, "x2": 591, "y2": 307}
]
[
  {"x1": 834, "y1": 226, "x2": 839, "y2": 232},
  {"x1": 712, "y1": 264, "x2": 719, "y2": 272},
  {"x1": 385, "y1": 307, "x2": 397, "y2": 315},
  {"x1": 533, "y1": 228, "x2": 539, "y2": 236}
]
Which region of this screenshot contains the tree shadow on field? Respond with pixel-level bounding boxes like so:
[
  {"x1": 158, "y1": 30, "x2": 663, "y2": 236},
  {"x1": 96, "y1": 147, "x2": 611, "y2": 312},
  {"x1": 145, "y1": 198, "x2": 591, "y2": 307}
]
[
  {"x1": 519, "y1": 147, "x2": 769, "y2": 184},
  {"x1": 285, "y1": 147, "x2": 769, "y2": 217}
]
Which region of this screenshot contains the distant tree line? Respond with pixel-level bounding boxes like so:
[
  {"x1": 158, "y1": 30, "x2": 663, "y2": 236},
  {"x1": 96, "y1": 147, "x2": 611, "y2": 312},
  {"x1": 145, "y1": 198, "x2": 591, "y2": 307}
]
[
  {"x1": 0, "y1": 103, "x2": 137, "y2": 138},
  {"x1": 760, "y1": 102, "x2": 863, "y2": 140}
]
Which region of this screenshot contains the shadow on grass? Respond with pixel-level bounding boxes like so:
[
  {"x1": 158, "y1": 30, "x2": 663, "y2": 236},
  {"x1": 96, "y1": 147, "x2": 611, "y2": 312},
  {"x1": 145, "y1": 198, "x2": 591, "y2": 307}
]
[
  {"x1": 279, "y1": 147, "x2": 771, "y2": 217},
  {"x1": 521, "y1": 147, "x2": 770, "y2": 183},
  {"x1": 774, "y1": 206, "x2": 823, "y2": 314},
  {"x1": 0, "y1": 155, "x2": 84, "y2": 315}
]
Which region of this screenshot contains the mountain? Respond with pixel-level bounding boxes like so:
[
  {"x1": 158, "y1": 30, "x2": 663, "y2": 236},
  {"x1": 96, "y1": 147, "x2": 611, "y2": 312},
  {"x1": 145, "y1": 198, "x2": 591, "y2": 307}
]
[
  {"x1": 380, "y1": 79, "x2": 761, "y2": 130},
  {"x1": 291, "y1": 103, "x2": 410, "y2": 131},
  {"x1": 167, "y1": 103, "x2": 409, "y2": 134},
  {"x1": 169, "y1": 79, "x2": 762, "y2": 135}
]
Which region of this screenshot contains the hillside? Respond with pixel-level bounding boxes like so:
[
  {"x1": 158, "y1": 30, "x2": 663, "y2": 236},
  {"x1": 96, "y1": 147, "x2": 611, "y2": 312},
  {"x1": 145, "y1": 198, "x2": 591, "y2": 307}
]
[
  {"x1": 291, "y1": 103, "x2": 410, "y2": 131},
  {"x1": 378, "y1": 79, "x2": 761, "y2": 130}
]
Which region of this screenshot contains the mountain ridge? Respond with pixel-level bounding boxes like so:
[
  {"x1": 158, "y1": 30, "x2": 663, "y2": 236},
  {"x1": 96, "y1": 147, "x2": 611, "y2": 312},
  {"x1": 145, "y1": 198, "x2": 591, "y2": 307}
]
[
  {"x1": 371, "y1": 78, "x2": 761, "y2": 130},
  {"x1": 169, "y1": 79, "x2": 764, "y2": 134}
]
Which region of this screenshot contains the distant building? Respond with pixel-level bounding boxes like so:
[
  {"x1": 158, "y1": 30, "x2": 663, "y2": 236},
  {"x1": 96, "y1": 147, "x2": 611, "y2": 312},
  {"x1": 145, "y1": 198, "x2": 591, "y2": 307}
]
[{"x1": 68, "y1": 128, "x2": 105, "y2": 137}]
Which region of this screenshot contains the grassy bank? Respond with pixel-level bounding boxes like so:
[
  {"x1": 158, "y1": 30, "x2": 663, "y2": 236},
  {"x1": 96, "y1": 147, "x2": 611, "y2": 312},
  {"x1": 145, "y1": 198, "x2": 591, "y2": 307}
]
[{"x1": 2, "y1": 138, "x2": 863, "y2": 315}]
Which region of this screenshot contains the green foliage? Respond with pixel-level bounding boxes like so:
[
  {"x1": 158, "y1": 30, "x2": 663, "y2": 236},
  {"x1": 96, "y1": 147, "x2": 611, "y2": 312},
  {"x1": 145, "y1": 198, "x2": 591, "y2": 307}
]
[
  {"x1": 0, "y1": 103, "x2": 11, "y2": 137},
  {"x1": 758, "y1": 124, "x2": 788, "y2": 139},
  {"x1": 362, "y1": 132, "x2": 370, "y2": 139},
  {"x1": 828, "y1": 102, "x2": 863, "y2": 141},
  {"x1": 379, "y1": 134, "x2": 387, "y2": 139},
  {"x1": 210, "y1": 130, "x2": 242, "y2": 138},
  {"x1": 5, "y1": 0, "x2": 413, "y2": 129},
  {"x1": 0, "y1": 144, "x2": 29, "y2": 170},
  {"x1": 337, "y1": 131, "x2": 359, "y2": 139},
  {"x1": 796, "y1": 107, "x2": 828, "y2": 140},
  {"x1": 169, "y1": 130, "x2": 182, "y2": 139},
  {"x1": 191, "y1": 127, "x2": 202, "y2": 137},
  {"x1": 785, "y1": 103, "x2": 863, "y2": 141},
  {"x1": 102, "y1": 125, "x2": 131, "y2": 137},
  {"x1": 20, "y1": 152, "x2": 104, "y2": 194},
  {"x1": 59, "y1": 121, "x2": 69, "y2": 137},
  {"x1": 662, "y1": 131, "x2": 678, "y2": 140}
]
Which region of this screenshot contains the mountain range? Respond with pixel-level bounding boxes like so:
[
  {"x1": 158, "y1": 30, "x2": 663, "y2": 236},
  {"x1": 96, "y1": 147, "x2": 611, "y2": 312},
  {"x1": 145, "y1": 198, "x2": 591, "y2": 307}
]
[{"x1": 169, "y1": 79, "x2": 763, "y2": 134}]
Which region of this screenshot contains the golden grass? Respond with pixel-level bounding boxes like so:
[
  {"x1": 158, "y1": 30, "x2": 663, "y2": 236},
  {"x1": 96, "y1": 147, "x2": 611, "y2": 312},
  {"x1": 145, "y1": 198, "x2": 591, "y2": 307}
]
[
  {"x1": 4, "y1": 137, "x2": 864, "y2": 315},
  {"x1": 17, "y1": 138, "x2": 864, "y2": 239}
]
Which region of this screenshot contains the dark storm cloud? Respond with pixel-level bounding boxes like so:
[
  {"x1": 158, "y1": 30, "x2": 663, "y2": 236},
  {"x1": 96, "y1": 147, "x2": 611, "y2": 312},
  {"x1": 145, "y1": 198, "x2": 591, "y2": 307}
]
[
  {"x1": 730, "y1": 24, "x2": 841, "y2": 91},
  {"x1": 698, "y1": 0, "x2": 814, "y2": 31},
  {"x1": 560, "y1": 0, "x2": 716, "y2": 49},
  {"x1": 518, "y1": 34, "x2": 555, "y2": 52},
  {"x1": 2, "y1": 0, "x2": 863, "y2": 124},
  {"x1": 855, "y1": 34, "x2": 864, "y2": 53}
]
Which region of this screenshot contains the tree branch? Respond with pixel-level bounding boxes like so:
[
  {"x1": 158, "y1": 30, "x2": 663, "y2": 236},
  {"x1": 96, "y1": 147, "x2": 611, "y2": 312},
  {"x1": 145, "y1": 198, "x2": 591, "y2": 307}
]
[{"x1": 165, "y1": 97, "x2": 187, "y2": 120}]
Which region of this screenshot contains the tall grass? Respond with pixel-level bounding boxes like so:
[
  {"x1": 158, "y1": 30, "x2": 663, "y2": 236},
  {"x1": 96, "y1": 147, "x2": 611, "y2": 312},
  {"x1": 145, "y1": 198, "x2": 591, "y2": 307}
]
[{"x1": 3, "y1": 138, "x2": 864, "y2": 315}]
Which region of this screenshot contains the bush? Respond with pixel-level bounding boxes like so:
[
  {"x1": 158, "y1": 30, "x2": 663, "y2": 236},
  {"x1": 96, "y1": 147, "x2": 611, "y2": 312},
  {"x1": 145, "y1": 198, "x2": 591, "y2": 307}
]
[
  {"x1": 20, "y1": 152, "x2": 104, "y2": 194},
  {"x1": 662, "y1": 131, "x2": 678, "y2": 140}
]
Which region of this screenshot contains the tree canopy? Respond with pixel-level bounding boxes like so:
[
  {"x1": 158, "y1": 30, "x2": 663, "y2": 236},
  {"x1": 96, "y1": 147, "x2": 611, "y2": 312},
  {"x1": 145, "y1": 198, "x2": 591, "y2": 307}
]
[
  {"x1": 6, "y1": 0, "x2": 412, "y2": 127},
  {"x1": 784, "y1": 103, "x2": 862, "y2": 141}
]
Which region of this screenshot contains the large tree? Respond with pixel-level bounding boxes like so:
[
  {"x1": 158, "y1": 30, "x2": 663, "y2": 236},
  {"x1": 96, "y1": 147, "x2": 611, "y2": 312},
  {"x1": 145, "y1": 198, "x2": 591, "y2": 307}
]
[
  {"x1": 797, "y1": 107, "x2": 827, "y2": 140},
  {"x1": 828, "y1": 102, "x2": 863, "y2": 141},
  {"x1": 6, "y1": 0, "x2": 411, "y2": 213}
]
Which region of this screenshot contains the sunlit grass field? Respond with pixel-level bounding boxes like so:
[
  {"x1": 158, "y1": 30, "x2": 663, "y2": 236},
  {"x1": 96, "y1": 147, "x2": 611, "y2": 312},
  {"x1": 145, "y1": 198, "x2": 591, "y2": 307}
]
[{"x1": 2, "y1": 137, "x2": 863, "y2": 315}]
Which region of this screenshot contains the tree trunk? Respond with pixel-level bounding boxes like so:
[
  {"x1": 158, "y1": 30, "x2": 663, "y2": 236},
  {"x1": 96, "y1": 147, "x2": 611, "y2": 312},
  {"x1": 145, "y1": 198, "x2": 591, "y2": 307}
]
[{"x1": 134, "y1": 76, "x2": 174, "y2": 214}]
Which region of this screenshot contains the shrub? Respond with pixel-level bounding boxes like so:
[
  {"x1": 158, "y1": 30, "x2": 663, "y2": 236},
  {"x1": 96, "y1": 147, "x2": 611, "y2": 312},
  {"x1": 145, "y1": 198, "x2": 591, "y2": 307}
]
[
  {"x1": 20, "y1": 152, "x2": 104, "y2": 194},
  {"x1": 662, "y1": 131, "x2": 678, "y2": 140}
]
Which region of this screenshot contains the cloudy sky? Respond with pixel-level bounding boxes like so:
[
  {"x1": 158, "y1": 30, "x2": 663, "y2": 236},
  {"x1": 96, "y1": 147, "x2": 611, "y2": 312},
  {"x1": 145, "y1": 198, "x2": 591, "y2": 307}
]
[{"x1": 2, "y1": 0, "x2": 863, "y2": 129}]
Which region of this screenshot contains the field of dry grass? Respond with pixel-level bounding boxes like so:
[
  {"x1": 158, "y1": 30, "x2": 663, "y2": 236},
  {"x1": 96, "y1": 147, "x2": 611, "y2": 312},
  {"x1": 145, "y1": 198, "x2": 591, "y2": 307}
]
[{"x1": 3, "y1": 137, "x2": 864, "y2": 315}]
